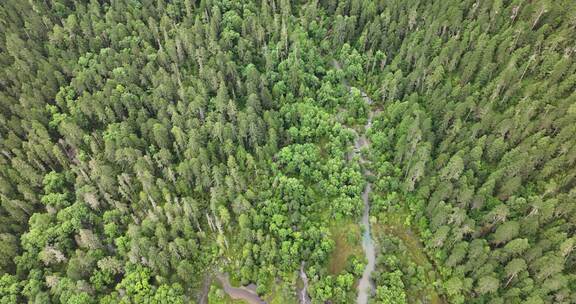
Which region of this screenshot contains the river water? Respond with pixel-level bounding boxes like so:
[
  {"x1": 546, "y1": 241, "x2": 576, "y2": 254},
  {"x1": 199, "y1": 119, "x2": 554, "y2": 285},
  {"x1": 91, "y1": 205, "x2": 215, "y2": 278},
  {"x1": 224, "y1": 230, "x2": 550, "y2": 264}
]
[
  {"x1": 216, "y1": 61, "x2": 377, "y2": 304},
  {"x1": 355, "y1": 109, "x2": 376, "y2": 304},
  {"x1": 299, "y1": 263, "x2": 311, "y2": 304},
  {"x1": 332, "y1": 59, "x2": 377, "y2": 303}
]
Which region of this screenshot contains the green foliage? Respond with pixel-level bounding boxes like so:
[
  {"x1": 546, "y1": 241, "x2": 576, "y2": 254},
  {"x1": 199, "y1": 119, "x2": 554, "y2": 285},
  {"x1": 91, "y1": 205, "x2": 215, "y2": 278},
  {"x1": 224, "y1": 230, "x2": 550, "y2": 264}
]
[
  {"x1": 0, "y1": 274, "x2": 22, "y2": 304},
  {"x1": 0, "y1": 1, "x2": 575, "y2": 303}
]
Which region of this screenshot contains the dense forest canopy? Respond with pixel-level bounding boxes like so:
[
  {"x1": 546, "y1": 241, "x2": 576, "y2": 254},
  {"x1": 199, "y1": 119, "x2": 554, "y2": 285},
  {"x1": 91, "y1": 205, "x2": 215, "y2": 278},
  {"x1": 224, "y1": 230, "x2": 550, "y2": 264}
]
[{"x1": 0, "y1": 0, "x2": 575, "y2": 303}]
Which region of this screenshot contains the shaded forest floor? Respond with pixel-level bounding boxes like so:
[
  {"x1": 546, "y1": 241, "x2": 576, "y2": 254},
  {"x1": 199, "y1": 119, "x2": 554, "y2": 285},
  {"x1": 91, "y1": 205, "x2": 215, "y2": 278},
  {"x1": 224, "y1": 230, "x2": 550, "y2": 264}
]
[
  {"x1": 327, "y1": 221, "x2": 363, "y2": 275},
  {"x1": 373, "y1": 211, "x2": 446, "y2": 304}
]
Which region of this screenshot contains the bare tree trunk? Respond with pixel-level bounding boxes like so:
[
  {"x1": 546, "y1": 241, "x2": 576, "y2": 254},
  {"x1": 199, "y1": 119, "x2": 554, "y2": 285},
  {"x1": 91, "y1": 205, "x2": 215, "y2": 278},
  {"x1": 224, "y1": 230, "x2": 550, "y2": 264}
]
[
  {"x1": 519, "y1": 55, "x2": 535, "y2": 81},
  {"x1": 532, "y1": 7, "x2": 547, "y2": 31},
  {"x1": 206, "y1": 213, "x2": 215, "y2": 231},
  {"x1": 148, "y1": 194, "x2": 157, "y2": 209},
  {"x1": 505, "y1": 273, "x2": 516, "y2": 287}
]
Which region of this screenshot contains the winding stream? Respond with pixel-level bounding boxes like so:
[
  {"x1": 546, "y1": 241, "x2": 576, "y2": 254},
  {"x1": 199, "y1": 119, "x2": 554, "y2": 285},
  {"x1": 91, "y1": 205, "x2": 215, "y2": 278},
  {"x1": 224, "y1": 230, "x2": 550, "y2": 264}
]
[
  {"x1": 299, "y1": 263, "x2": 311, "y2": 304},
  {"x1": 333, "y1": 59, "x2": 378, "y2": 303},
  {"x1": 215, "y1": 61, "x2": 377, "y2": 304},
  {"x1": 354, "y1": 110, "x2": 377, "y2": 304}
]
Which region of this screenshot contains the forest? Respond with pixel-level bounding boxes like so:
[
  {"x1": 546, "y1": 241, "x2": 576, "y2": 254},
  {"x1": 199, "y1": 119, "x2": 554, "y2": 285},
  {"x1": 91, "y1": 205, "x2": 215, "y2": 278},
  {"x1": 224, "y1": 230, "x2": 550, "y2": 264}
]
[{"x1": 0, "y1": 0, "x2": 575, "y2": 303}]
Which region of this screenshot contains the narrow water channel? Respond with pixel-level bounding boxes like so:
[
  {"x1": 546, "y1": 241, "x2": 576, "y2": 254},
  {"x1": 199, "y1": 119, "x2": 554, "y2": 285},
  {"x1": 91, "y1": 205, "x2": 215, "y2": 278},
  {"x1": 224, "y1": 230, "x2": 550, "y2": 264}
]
[
  {"x1": 357, "y1": 183, "x2": 375, "y2": 304},
  {"x1": 217, "y1": 61, "x2": 377, "y2": 304},
  {"x1": 299, "y1": 263, "x2": 311, "y2": 304},
  {"x1": 355, "y1": 109, "x2": 377, "y2": 304},
  {"x1": 332, "y1": 58, "x2": 377, "y2": 303}
]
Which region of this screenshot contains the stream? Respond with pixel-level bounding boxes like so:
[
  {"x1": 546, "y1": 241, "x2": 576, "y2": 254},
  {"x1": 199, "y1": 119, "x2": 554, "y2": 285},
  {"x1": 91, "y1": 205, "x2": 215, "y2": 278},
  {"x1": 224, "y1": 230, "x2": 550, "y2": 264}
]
[
  {"x1": 299, "y1": 263, "x2": 311, "y2": 304},
  {"x1": 354, "y1": 110, "x2": 376, "y2": 304},
  {"x1": 333, "y1": 60, "x2": 445, "y2": 304},
  {"x1": 333, "y1": 59, "x2": 377, "y2": 304},
  {"x1": 214, "y1": 61, "x2": 377, "y2": 304}
]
